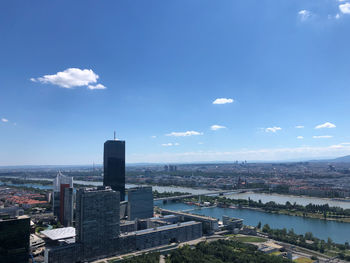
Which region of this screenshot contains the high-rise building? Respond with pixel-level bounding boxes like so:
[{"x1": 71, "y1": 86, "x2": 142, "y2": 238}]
[
  {"x1": 52, "y1": 172, "x2": 73, "y2": 226},
  {"x1": 0, "y1": 215, "x2": 30, "y2": 263},
  {"x1": 128, "y1": 187, "x2": 154, "y2": 220},
  {"x1": 75, "y1": 186, "x2": 120, "y2": 261},
  {"x1": 103, "y1": 139, "x2": 125, "y2": 201},
  {"x1": 63, "y1": 187, "x2": 74, "y2": 227}
]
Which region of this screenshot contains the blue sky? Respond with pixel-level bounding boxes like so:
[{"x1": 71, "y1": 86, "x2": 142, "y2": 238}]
[{"x1": 1, "y1": 0, "x2": 350, "y2": 165}]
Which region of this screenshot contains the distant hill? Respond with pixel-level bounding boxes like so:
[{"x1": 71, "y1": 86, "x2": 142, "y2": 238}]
[
  {"x1": 308, "y1": 155, "x2": 350, "y2": 163},
  {"x1": 331, "y1": 155, "x2": 350, "y2": 162}
]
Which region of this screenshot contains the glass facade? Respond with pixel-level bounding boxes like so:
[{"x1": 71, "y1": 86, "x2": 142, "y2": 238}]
[{"x1": 103, "y1": 140, "x2": 125, "y2": 201}]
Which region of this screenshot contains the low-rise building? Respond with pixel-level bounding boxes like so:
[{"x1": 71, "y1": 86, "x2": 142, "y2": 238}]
[{"x1": 222, "y1": 215, "x2": 243, "y2": 233}]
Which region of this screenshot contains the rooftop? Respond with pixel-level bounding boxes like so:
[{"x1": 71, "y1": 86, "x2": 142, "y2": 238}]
[
  {"x1": 122, "y1": 221, "x2": 200, "y2": 236},
  {"x1": 41, "y1": 227, "x2": 75, "y2": 241}
]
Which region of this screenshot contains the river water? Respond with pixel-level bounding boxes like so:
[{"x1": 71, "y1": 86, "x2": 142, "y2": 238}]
[{"x1": 156, "y1": 201, "x2": 350, "y2": 244}]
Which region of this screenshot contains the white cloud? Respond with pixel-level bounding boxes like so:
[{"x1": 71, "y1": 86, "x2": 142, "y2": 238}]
[
  {"x1": 265, "y1": 127, "x2": 282, "y2": 133},
  {"x1": 1, "y1": 118, "x2": 8, "y2": 122},
  {"x1": 329, "y1": 144, "x2": 344, "y2": 149},
  {"x1": 31, "y1": 68, "x2": 106, "y2": 89},
  {"x1": 315, "y1": 122, "x2": 336, "y2": 129},
  {"x1": 297, "y1": 136, "x2": 304, "y2": 139},
  {"x1": 313, "y1": 135, "x2": 333, "y2": 139},
  {"x1": 151, "y1": 136, "x2": 157, "y2": 139},
  {"x1": 213, "y1": 98, "x2": 234, "y2": 105},
  {"x1": 166, "y1": 131, "x2": 203, "y2": 137},
  {"x1": 335, "y1": 13, "x2": 341, "y2": 19},
  {"x1": 198, "y1": 142, "x2": 204, "y2": 145},
  {"x1": 211, "y1": 125, "x2": 226, "y2": 131},
  {"x1": 339, "y1": 3, "x2": 350, "y2": 14},
  {"x1": 298, "y1": 10, "x2": 312, "y2": 21},
  {"x1": 341, "y1": 142, "x2": 350, "y2": 145},
  {"x1": 162, "y1": 143, "x2": 179, "y2": 147},
  {"x1": 87, "y1": 84, "x2": 106, "y2": 90},
  {"x1": 295, "y1": 125, "x2": 304, "y2": 129}
]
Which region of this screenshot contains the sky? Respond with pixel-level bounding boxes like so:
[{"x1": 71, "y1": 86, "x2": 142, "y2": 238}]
[{"x1": 1, "y1": 0, "x2": 350, "y2": 165}]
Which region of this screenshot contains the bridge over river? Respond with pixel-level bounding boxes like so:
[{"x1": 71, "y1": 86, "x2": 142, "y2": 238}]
[{"x1": 154, "y1": 188, "x2": 261, "y2": 202}]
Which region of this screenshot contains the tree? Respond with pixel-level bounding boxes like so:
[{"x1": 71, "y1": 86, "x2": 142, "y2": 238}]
[
  {"x1": 256, "y1": 221, "x2": 262, "y2": 230},
  {"x1": 262, "y1": 224, "x2": 270, "y2": 233},
  {"x1": 327, "y1": 237, "x2": 333, "y2": 248},
  {"x1": 305, "y1": 232, "x2": 313, "y2": 240}
]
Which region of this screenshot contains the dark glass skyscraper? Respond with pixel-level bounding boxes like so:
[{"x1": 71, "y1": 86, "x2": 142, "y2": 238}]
[{"x1": 103, "y1": 139, "x2": 125, "y2": 201}]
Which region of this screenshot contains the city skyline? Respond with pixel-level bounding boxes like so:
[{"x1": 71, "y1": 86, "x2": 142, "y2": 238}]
[{"x1": 1, "y1": 1, "x2": 350, "y2": 165}]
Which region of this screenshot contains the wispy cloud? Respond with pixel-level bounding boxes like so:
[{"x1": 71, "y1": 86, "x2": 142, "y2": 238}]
[
  {"x1": 1, "y1": 118, "x2": 8, "y2": 123},
  {"x1": 31, "y1": 68, "x2": 106, "y2": 90},
  {"x1": 265, "y1": 127, "x2": 282, "y2": 133},
  {"x1": 213, "y1": 98, "x2": 234, "y2": 105},
  {"x1": 298, "y1": 10, "x2": 312, "y2": 21},
  {"x1": 151, "y1": 136, "x2": 157, "y2": 139},
  {"x1": 211, "y1": 125, "x2": 226, "y2": 131},
  {"x1": 295, "y1": 125, "x2": 304, "y2": 129},
  {"x1": 329, "y1": 144, "x2": 344, "y2": 149},
  {"x1": 297, "y1": 136, "x2": 304, "y2": 139},
  {"x1": 315, "y1": 122, "x2": 336, "y2": 129},
  {"x1": 166, "y1": 131, "x2": 203, "y2": 137},
  {"x1": 162, "y1": 143, "x2": 179, "y2": 147},
  {"x1": 339, "y1": 3, "x2": 350, "y2": 14},
  {"x1": 87, "y1": 84, "x2": 106, "y2": 90},
  {"x1": 313, "y1": 135, "x2": 333, "y2": 139}
]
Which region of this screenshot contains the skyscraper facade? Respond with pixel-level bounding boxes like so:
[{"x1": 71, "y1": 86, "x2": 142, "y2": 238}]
[
  {"x1": 0, "y1": 215, "x2": 30, "y2": 263},
  {"x1": 75, "y1": 187, "x2": 120, "y2": 261},
  {"x1": 103, "y1": 139, "x2": 125, "y2": 201},
  {"x1": 63, "y1": 187, "x2": 74, "y2": 227},
  {"x1": 128, "y1": 187, "x2": 154, "y2": 220},
  {"x1": 52, "y1": 172, "x2": 73, "y2": 226}
]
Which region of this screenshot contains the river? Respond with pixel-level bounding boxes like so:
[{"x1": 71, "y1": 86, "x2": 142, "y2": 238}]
[
  {"x1": 156, "y1": 201, "x2": 350, "y2": 244},
  {"x1": 0, "y1": 180, "x2": 215, "y2": 195},
  {"x1": 2, "y1": 178, "x2": 350, "y2": 208},
  {"x1": 2, "y1": 178, "x2": 350, "y2": 244}
]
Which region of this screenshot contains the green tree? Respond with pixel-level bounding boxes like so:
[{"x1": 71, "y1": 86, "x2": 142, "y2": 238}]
[{"x1": 257, "y1": 221, "x2": 262, "y2": 230}]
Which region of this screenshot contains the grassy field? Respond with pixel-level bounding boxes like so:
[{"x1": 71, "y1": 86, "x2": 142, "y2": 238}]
[{"x1": 294, "y1": 257, "x2": 314, "y2": 263}]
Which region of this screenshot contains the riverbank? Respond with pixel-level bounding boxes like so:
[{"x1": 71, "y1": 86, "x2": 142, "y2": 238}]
[
  {"x1": 228, "y1": 191, "x2": 350, "y2": 208},
  {"x1": 220, "y1": 204, "x2": 350, "y2": 224},
  {"x1": 157, "y1": 201, "x2": 350, "y2": 244},
  {"x1": 196, "y1": 195, "x2": 350, "y2": 224}
]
